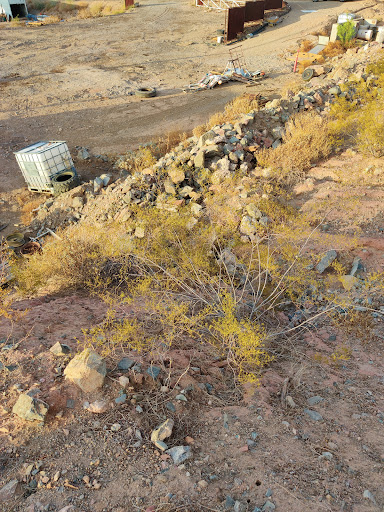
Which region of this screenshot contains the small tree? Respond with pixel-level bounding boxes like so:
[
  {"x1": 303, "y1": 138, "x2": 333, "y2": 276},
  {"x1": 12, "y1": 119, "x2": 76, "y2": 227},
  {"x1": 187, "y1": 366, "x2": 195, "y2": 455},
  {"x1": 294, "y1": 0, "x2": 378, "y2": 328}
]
[{"x1": 337, "y1": 20, "x2": 356, "y2": 48}]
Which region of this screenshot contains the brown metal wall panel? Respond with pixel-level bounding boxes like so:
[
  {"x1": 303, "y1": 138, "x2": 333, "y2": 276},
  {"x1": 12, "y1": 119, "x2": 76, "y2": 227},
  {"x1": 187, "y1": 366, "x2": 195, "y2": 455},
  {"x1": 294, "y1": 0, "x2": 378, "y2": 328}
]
[
  {"x1": 244, "y1": 0, "x2": 264, "y2": 21},
  {"x1": 264, "y1": 0, "x2": 282, "y2": 9},
  {"x1": 226, "y1": 6, "x2": 245, "y2": 41}
]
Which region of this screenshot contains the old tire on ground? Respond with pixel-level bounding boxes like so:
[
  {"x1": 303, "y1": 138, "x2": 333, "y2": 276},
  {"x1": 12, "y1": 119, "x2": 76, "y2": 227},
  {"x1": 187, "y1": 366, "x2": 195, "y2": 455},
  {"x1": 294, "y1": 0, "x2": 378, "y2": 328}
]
[
  {"x1": 302, "y1": 68, "x2": 314, "y2": 81},
  {"x1": 135, "y1": 87, "x2": 156, "y2": 98},
  {"x1": 52, "y1": 170, "x2": 79, "y2": 195}
]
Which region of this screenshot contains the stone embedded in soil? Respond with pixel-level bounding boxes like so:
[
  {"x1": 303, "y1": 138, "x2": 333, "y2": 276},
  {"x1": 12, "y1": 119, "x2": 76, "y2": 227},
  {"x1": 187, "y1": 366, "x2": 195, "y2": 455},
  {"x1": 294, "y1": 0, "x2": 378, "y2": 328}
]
[
  {"x1": 86, "y1": 399, "x2": 108, "y2": 414},
  {"x1": 315, "y1": 250, "x2": 337, "y2": 274},
  {"x1": 234, "y1": 501, "x2": 246, "y2": 512},
  {"x1": 307, "y1": 396, "x2": 324, "y2": 406},
  {"x1": 363, "y1": 490, "x2": 376, "y2": 504},
  {"x1": 146, "y1": 366, "x2": 161, "y2": 380},
  {"x1": 225, "y1": 496, "x2": 236, "y2": 510},
  {"x1": 0, "y1": 480, "x2": 22, "y2": 503},
  {"x1": 64, "y1": 349, "x2": 106, "y2": 392},
  {"x1": 166, "y1": 445, "x2": 191, "y2": 465},
  {"x1": 12, "y1": 393, "x2": 49, "y2": 423},
  {"x1": 304, "y1": 409, "x2": 323, "y2": 421},
  {"x1": 50, "y1": 342, "x2": 71, "y2": 356},
  {"x1": 262, "y1": 501, "x2": 276, "y2": 511},
  {"x1": 339, "y1": 275, "x2": 359, "y2": 291},
  {"x1": 118, "y1": 357, "x2": 135, "y2": 371},
  {"x1": 151, "y1": 418, "x2": 174, "y2": 450}
]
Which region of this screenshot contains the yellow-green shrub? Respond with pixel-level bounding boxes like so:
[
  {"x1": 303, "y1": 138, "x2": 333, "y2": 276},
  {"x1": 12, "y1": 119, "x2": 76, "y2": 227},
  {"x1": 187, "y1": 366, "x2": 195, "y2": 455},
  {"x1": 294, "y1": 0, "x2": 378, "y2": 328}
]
[{"x1": 257, "y1": 112, "x2": 331, "y2": 176}]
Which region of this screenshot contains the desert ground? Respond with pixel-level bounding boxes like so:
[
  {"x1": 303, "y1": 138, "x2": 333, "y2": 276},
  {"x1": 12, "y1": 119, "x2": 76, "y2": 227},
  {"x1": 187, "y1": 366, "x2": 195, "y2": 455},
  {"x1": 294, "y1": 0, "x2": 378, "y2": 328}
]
[{"x1": 1, "y1": 1, "x2": 384, "y2": 512}]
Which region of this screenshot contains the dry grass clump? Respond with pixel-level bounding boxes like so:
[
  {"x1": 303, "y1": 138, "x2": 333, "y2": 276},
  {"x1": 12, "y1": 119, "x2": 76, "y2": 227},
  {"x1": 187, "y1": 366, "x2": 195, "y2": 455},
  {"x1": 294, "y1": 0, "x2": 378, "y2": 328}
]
[
  {"x1": 299, "y1": 39, "x2": 315, "y2": 53},
  {"x1": 329, "y1": 70, "x2": 384, "y2": 157},
  {"x1": 9, "y1": 15, "x2": 24, "y2": 26},
  {"x1": 193, "y1": 94, "x2": 260, "y2": 137},
  {"x1": 13, "y1": 223, "x2": 131, "y2": 295},
  {"x1": 27, "y1": 0, "x2": 127, "y2": 18},
  {"x1": 15, "y1": 191, "x2": 45, "y2": 225},
  {"x1": 321, "y1": 41, "x2": 345, "y2": 58},
  {"x1": 257, "y1": 111, "x2": 331, "y2": 177}
]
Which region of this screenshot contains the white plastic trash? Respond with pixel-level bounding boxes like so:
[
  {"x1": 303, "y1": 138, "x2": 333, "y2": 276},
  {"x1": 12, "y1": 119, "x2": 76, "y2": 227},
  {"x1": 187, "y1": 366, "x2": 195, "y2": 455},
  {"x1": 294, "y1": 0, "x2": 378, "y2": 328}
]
[
  {"x1": 357, "y1": 28, "x2": 373, "y2": 41},
  {"x1": 337, "y1": 13, "x2": 356, "y2": 24},
  {"x1": 217, "y1": 36, "x2": 224, "y2": 43}
]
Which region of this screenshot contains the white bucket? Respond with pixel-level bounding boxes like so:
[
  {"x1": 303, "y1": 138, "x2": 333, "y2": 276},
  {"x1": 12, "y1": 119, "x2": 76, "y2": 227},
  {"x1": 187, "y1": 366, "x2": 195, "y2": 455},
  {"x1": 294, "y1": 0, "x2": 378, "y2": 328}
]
[{"x1": 217, "y1": 36, "x2": 224, "y2": 43}]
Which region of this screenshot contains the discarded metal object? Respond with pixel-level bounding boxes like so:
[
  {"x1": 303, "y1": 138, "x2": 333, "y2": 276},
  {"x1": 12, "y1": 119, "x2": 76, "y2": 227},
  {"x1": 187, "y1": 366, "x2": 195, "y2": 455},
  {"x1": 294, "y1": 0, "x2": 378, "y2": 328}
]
[
  {"x1": 5, "y1": 232, "x2": 24, "y2": 249},
  {"x1": 20, "y1": 241, "x2": 42, "y2": 256},
  {"x1": 185, "y1": 47, "x2": 265, "y2": 91},
  {"x1": 225, "y1": 5, "x2": 245, "y2": 41},
  {"x1": 244, "y1": 0, "x2": 264, "y2": 22}
]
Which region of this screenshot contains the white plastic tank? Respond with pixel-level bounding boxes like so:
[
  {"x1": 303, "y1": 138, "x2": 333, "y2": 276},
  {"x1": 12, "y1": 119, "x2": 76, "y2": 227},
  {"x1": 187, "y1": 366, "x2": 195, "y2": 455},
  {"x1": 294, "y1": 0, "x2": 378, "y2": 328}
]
[{"x1": 14, "y1": 141, "x2": 76, "y2": 193}]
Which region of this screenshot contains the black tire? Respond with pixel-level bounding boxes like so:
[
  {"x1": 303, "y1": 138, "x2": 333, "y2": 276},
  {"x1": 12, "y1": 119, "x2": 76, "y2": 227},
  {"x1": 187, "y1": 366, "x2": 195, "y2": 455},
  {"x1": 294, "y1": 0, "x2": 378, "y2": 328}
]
[
  {"x1": 135, "y1": 87, "x2": 156, "y2": 98},
  {"x1": 302, "y1": 68, "x2": 314, "y2": 81},
  {"x1": 52, "y1": 170, "x2": 80, "y2": 195}
]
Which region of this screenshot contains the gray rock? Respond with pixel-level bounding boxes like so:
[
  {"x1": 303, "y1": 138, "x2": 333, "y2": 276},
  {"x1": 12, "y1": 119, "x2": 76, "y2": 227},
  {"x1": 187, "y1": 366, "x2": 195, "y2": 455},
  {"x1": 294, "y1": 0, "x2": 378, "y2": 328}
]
[
  {"x1": 234, "y1": 501, "x2": 246, "y2": 512},
  {"x1": 350, "y1": 256, "x2": 364, "y2": 276},
  {"x1": 77, "y1": 147, "x2": 90, "y2": 160},
  {"x1": 93, "y1": 177, "x2": 104, "y2": 193},
  {"x1": 118, "y1": 357, "x2": 135, "y2": 371},
  {"x1": 115, "y1": 393, "x2": 127, "y2": 404},
  {"x1": 316, "y1": 250, "x2": 337, "y2": 273},
  {"x1": 146, "y1": 366, "x2": 161, "y2": 380},
  {"x1": 204, "y1": 144, "x2": 221, "y2": 157},
  {"x1": 328, "y1": 85, "x2": 341, "y2": 96},
  {"x1": 320, "y1": 451, "x2": 333, "y2": 461},
  {"x1": 194, "y1": 150, "x2": 205, "y2": 169},
  {"x1": 225, "y1": 496, "x2": 236, "y2": 510},
  {"x1": 363, "y1": 490, "x2": 376, "y2": 504},
  {"x1": 304, "y1": 409, "x2": 323, "y2": 421},
  {"x1": 166, "y1": 445, "x2": 191, "y2": 465},
  {"x1": 12, "y1": 394, "x2": 49, "y2": 422},
  {"x1": 240, "y1": 215, "x2": 257, "y2": 237},
  {"x1": 0, "y1": 480, "x2": 22, "y2": 503},
  {"x1": 64, "y1": 349, "x2": 106, "y2": 393},
  {"x1": 307, "y1": 396, "x2": 324, "y2": 406},
  {"x1": 262, "y1": 501, "x2": 275, "y2": 511},
  {"x1": 166, "y1": 401, "x2": 176, "y2": 412},
  {"x1": 198, "y1": 130, "x2": 216, "y2": 148},
  {"x1": 50, "y1": 342, "x2": 71, "y2": 356}
]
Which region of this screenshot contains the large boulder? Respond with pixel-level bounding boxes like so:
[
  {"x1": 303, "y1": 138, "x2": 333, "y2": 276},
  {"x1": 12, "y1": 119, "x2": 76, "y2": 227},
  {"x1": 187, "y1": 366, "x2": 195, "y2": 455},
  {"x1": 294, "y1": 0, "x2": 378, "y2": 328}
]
[
  {"x1": 12, "y1": 393, "x2": 49, "y2": 423},
  {"x1": 64, "y1": 349, "x2": 106, "y2": 393}
]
